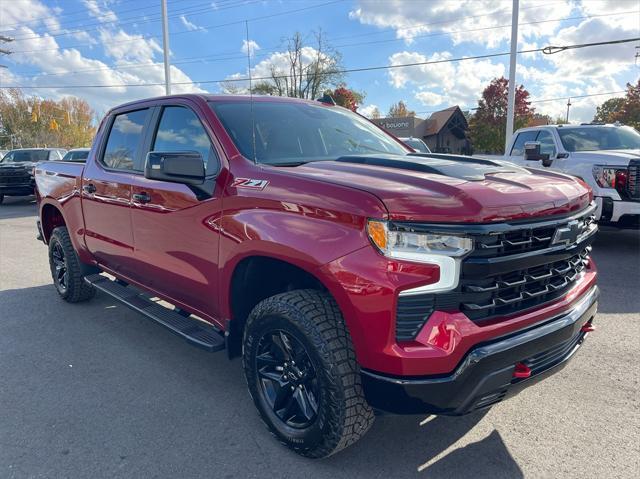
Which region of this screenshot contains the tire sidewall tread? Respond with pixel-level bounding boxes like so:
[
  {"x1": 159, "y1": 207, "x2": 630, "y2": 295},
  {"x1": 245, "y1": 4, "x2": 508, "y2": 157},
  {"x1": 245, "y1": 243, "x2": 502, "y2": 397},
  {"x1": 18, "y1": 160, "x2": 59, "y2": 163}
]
[
  {"x1": 243, "y1": 289, "x2": 374, "y2": 458},
  {"x1": 48, "y1": 226, "x2": 95, "y2": 303}
]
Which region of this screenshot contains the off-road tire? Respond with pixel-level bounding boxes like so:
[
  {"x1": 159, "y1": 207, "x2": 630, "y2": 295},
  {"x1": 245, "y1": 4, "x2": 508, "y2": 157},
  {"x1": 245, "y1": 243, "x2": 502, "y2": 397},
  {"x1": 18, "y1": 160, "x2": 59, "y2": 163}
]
[
  {"x1": 243, "y1": 289, "x2": 375, "y2": 458},
  {"x1": 48, "y1": 226, "x2": 95, "y2": 302}
]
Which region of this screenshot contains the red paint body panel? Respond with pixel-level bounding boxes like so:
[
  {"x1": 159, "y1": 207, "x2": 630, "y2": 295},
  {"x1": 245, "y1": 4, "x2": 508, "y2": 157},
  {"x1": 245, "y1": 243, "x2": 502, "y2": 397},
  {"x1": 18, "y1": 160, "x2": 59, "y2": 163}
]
[{"x1": 35, "y1": 94, "x2": 597, "y2": 378}]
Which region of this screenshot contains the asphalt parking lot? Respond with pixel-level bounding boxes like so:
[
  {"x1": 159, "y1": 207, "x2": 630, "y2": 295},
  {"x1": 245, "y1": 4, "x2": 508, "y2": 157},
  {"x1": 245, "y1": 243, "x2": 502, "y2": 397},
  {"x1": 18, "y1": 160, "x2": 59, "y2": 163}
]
[{"x1": 1, "y1": 196, "x2": 639, "y2": 479}]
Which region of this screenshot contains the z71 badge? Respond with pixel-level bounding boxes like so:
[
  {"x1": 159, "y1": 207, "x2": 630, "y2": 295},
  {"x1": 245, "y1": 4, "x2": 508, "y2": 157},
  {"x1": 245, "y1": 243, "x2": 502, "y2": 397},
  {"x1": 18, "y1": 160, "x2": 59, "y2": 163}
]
[{"x1": 231, "y1": 178, "x2": 269, "y2": 190}]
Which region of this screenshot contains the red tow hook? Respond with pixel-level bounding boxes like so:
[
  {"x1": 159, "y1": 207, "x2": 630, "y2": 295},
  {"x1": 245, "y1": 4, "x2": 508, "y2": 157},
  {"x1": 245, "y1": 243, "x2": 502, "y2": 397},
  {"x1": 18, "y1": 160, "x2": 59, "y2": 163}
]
[
  {"x1": 581, "y1": 323, "x2": 596, "y2": 333},
  {"x1": 513, "y1": 362, "x2": 532, "y2": 379}
]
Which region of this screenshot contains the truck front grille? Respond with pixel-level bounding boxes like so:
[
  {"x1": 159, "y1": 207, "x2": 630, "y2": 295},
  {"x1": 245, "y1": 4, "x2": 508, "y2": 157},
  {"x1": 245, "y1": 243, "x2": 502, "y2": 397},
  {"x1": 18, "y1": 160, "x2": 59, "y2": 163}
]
[
  {"x1": 395, "y1": 206, "x2": 597, "y2": 342},
  {"x1": 628, "y1": 159, "x2": 640, "y2": 200}
]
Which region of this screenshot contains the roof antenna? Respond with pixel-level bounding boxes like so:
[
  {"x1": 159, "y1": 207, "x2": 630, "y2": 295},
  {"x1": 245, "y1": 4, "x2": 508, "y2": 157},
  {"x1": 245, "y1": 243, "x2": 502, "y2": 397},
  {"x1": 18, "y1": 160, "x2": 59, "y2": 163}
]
[{"x1": 245, "y1": 20, "x2": 257, "y2": 163}]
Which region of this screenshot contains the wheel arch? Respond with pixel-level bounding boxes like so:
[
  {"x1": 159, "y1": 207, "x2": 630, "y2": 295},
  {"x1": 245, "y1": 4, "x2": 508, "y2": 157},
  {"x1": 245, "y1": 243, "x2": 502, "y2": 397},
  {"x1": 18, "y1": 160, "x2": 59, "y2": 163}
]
[{"x1": 226, "y1": 254, "x2": 334, "y2": 358}]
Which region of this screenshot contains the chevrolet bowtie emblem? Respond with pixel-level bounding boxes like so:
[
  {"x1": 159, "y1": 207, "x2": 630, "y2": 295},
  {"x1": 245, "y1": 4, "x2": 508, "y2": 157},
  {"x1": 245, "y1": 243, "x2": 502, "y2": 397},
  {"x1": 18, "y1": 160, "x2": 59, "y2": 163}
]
[{"x1": 551, "y1": 220, "x2": 582, "y2": 245}]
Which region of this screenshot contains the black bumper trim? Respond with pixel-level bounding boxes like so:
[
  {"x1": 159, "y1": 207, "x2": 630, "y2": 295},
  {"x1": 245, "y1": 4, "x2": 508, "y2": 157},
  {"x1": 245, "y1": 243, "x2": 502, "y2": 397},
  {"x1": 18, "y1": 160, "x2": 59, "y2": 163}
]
[{"x1": 362, "y1": 285, "x2": 599, "y2": 415}]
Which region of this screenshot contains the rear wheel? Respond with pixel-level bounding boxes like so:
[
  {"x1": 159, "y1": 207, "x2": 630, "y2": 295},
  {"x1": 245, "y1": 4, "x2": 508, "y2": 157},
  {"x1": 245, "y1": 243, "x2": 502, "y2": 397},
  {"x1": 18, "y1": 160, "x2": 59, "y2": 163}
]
[
  {"x1": 48, "y1": 226, "x2": 95, "y2": 302},
  {"x1": 0, "y1": 194, "x2": 4, "y2": 204},
  {"x1": 243, "y1": 289, "x2": 374, "y2": 458}
]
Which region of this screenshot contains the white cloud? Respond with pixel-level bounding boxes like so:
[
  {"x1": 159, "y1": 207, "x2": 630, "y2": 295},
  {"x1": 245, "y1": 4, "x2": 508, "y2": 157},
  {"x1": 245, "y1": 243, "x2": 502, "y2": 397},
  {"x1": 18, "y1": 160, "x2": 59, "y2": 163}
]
[
  {"x1": 350, "y1": 0, "x2": 573, "y2": 48},
  {"x1": 241, "y1": 39, "x2": 260, "y2": 57},
  {"x1": 2, "y1": 1, "x2": 206, "y2": 113},
  {"x1": 99, "y1": 29, "x2": 162, "y2": 63},
  {"x1": 82, "y1": 0, "x2": 117, "y2": 23},
  {"x1": 414, "y1": 91, "x2": 445, "y2": 106},
  {"x1": 358, "y1": 104, "x2": 379, "y2": 117},
  {"x1": 179, "y1": 15, "x2": 206, "y2": 32},
  {"x1": 388, "y1": 51, "x2": 505, "y2": 108},
  {"x1": 223, "y1": 46, "x2": 336, "y2": 93}
]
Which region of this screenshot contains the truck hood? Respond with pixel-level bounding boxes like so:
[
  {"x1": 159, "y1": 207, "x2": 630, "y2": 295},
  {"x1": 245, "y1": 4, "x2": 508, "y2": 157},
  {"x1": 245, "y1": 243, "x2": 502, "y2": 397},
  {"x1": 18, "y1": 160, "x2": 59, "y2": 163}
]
[
  {"x1": 282, "y1": 154, "x2": 591, "y2": 223},
  {"x1": 569, "y1": 149, "x2": 640, "y2": 165},
  {"x1": 0, "y1": 161, "x2": 37, "y2": 169}
]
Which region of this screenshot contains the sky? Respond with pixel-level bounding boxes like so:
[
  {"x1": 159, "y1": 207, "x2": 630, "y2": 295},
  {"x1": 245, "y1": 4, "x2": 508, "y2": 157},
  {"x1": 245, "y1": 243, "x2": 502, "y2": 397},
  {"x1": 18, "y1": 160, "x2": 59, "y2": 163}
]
[{"x1": 0, "y1": 0, "x2": 638, "y2": 122}]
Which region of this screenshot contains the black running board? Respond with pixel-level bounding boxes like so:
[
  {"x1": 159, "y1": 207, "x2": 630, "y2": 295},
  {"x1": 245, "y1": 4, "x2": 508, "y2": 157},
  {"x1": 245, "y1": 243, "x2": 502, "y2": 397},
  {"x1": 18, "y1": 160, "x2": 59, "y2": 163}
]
[{"x1": 85, "y1": 274, "x2": 225, "y2": 352}]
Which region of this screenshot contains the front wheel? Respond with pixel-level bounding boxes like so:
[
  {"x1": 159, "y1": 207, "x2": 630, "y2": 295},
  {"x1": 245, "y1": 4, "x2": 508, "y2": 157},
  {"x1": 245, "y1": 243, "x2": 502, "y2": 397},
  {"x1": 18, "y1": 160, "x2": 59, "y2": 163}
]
[
  {"x1": 243, "y1": 289, "x2": 374, "y2": 458},
  {"x1": 48, "y1": 226, "x2": 95, "y2": 302}
]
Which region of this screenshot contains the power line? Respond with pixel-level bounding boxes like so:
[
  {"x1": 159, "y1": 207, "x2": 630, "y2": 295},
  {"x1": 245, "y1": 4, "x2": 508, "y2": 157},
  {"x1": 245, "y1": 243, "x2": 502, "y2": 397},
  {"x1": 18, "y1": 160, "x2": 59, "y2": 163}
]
[
  {"x1": 7, "y1": 0, "x2": 343, "y2": 54},
  {"x1": 5, "y1": 10, "x2": 634, "y2": 79},
  {"x1": 2, "y1": 38, "x2": 637, "y2": 90},
  {"x1": 6, "y1": 0, "x2": 254, "y2": 42}
]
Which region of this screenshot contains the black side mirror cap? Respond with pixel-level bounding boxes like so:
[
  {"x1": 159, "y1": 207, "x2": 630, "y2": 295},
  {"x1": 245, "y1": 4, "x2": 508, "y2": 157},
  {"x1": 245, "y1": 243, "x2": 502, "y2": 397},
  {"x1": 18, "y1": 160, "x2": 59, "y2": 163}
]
[
  {"x1": 144, "y1": 151, "x2": 205, "y2": 185},
  {"x1": 524, "y1": 141, "x2": 551, "y2": 166}
]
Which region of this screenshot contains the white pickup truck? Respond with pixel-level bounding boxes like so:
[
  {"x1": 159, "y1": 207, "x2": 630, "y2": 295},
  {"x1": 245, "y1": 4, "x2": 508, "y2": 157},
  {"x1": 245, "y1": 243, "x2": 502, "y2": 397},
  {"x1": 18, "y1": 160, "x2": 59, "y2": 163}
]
[{"x1": 503, "y1": 123, "x2": 640, "y2": 228}]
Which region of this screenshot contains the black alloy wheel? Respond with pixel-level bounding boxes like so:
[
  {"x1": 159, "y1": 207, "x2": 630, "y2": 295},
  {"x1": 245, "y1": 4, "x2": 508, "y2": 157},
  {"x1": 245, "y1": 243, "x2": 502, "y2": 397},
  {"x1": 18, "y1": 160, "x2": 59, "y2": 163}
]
[
  {"x1": 255, "y1": 329, "x2": 320, "y2": 429},
  {"x1": 51, "y1": 240, "x2": 68, "y2": 294}
]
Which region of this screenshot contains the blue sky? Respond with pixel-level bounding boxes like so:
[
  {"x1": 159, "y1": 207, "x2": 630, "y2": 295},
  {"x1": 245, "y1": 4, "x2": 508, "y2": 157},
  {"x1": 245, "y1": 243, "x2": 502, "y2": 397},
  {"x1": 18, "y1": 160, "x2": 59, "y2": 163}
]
[{"x1": 1, "y1": 0, "x2": 638, "y2": 122}]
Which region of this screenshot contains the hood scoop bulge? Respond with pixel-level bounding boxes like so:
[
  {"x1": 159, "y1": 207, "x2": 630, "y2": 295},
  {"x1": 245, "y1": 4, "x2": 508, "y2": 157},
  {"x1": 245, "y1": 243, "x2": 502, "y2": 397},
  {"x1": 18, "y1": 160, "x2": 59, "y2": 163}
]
[{"x1": 335, "y1": 154, "x2": 526, "y2": 182}]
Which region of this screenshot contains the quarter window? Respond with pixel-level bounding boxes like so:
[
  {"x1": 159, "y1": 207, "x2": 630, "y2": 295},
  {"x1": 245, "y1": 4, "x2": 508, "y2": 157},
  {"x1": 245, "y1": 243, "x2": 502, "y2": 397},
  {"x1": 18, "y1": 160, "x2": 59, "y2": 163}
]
[
  {"x1": 153, "y1": 106, "x2": 219, "y2": 175},
  {"x1": 102, "y1": 109, "x2": 149, "y2": 170}
]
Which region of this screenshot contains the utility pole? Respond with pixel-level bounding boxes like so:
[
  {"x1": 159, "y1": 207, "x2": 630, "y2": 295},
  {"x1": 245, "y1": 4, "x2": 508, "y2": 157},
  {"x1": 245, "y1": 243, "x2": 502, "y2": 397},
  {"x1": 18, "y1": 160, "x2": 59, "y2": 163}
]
[
  {"x1": 161, "y1": 0, "x2": 171, "y2": 95},
  {"x1": 566, "y1": 98, "x2": 572, "y2": 123},
  {"x1": 504, "y1": 0, "x2": 519, "y2": 154},
  {"x1": 0, "y1": 35, "x2": 14, "y2": 69}
]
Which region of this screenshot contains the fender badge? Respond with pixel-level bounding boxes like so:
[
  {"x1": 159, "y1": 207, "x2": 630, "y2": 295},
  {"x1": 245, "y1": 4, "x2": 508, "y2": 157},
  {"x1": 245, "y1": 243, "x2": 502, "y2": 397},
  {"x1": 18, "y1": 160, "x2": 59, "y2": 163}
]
[{"x1": 231, "y1": 178, "x2": 269, "y2": 190}]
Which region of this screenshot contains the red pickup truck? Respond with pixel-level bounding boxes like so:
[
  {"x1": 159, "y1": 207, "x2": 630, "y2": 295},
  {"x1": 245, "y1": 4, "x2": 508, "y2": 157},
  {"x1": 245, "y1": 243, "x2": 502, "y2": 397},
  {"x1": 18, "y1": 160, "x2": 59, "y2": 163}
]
[{"x1": 35, "y1": 94, "x2": 599, "y2": 458}]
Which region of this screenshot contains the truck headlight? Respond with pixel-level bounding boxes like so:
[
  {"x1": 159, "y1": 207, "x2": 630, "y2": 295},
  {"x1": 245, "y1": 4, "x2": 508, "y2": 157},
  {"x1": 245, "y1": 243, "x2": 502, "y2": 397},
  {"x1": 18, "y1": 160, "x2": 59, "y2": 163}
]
[
  {"x1": 367, "y1": 220, "x2": 473, "y2": 294},
  {"x1": 592, "y1": 165, "x2": 627, "y2": 189}
]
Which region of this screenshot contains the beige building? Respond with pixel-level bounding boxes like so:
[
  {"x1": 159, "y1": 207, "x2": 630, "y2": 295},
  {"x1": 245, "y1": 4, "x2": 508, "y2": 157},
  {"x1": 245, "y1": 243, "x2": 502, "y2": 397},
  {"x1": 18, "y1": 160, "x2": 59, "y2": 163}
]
[{"x1": 372, "y1": 106, "x2": 471, "y2": 155}]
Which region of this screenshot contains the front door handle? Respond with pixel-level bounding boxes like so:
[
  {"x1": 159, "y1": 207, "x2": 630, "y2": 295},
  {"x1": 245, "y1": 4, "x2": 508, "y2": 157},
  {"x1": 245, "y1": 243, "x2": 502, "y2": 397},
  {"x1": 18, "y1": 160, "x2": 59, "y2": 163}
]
[
  {"x1": 83, "y1": 183, "x2": 96, "y2": 194},
  {"x1": 132, "y1": 192, "x2": 151, "y2": 204}
]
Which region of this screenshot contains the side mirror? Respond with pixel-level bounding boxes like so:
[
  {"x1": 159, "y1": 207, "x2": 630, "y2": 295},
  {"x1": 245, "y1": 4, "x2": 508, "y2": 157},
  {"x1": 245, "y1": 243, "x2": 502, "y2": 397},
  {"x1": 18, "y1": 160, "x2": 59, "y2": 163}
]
[
  {"x1": 145, "y1": 151, "x2": 205, "y2": 185},
  {"x1": 524, "y1": 141, "x2": 552, "y2": 167}
]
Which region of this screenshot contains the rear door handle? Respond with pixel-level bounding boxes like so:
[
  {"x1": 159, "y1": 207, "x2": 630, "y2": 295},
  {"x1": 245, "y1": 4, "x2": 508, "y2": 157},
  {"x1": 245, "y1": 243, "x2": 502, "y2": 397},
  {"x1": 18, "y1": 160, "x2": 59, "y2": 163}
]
[
  {"x1": 83, "y1": 183, "x2": 96, "y2": 194},
  {"x1": 132, "y1": 192, "x2": 151, "y2": 204}
]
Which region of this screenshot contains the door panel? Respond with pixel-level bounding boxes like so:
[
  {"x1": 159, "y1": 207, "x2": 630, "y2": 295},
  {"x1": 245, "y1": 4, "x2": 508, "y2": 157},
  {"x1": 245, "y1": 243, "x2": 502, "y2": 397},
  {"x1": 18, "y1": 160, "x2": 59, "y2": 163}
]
[
  {"x1": 82, "y1": 108, "x2": 151, "y2": 277},
  {"x1": 129, "y1": 103, "x2": 224, "y2": 324}
]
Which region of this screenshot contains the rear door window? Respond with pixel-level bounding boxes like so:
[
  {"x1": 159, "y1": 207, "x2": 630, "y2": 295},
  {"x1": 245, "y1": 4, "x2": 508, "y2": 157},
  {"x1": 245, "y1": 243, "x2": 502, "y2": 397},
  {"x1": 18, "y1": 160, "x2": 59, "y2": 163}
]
[{"x1": 102, "y1": 109, "x2": 150, "y2": 171}]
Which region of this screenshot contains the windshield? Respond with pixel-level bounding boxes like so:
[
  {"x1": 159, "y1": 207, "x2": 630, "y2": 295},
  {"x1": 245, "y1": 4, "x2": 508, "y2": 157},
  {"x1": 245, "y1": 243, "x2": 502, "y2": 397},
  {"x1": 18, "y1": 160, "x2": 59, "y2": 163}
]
[
  {"x1": 62, "y1": 150, "x2": 89, "y2": 162},
  {"x1": 209, "y1": 100, "x2": 408, "y2": 164},
  {"x1": 557, "y1": 126, "x2": 640, "y2": 152},
  {"x1": 402, "y1": 138, "x2": 430, "y2": 153},
  {"x1": 1, "y1": 150, "x2": 50, "y2": 163}
]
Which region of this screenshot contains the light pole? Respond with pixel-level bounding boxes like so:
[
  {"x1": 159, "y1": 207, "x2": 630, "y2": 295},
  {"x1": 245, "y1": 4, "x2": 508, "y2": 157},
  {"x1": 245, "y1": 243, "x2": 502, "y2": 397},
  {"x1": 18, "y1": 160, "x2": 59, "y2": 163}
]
[
  {"x1": 161, "y1": 0, "x2": 171, "y2": 95},
  {"x1": 566, "y1": 98, "x2": 572, "y2": 123},
  {"x1": 504, "y1": 0, "x2": 519, "y2": 154}
]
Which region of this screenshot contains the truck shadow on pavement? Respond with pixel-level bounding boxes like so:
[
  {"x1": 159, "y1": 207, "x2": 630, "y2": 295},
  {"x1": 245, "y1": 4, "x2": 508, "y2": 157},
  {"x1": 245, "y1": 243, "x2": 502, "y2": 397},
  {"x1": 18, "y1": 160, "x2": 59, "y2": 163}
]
[
  {"x1": 0, "y1": 284, "x2": 523, "y2": 478},
  {"x1": 0, "y1": 196, "x2": 38, "y2": 220},
  {"x1": 591, "y1": 229, "x2": 640, "y2": 314}
]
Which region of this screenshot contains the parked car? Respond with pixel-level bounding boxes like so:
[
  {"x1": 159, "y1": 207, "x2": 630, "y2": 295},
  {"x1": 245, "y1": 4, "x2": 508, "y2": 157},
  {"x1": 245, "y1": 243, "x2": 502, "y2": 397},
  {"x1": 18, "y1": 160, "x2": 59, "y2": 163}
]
[
  {"x1": 0, "y1": 148, "x2": 67, "y2": 204},
  {"x1": 399, "y1": 136, "x2": 431, "y2": 153},
  {"x1": 505, "y1": 123, "x2": 640, "y2": 228},
  {"x1": 35, "y1": 95, "x2": 598, "y2": 458},
  {"x1": 61, "y1": 148, "x2": 90, "y2": 162}
]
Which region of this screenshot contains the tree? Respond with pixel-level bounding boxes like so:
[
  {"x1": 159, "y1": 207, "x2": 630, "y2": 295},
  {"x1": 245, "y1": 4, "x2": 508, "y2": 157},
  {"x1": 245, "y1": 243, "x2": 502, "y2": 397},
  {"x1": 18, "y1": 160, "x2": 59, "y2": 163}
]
[
  {"x1": 0, "y1": 88, "x2": 96, "y2": 149},
  {"x1": 387, "y1": 100, "x2": 415, "y2": 117},
  {"x1": 323, "y1": 84, "x2": 365, "y2": 111},
  {"x1": 610, "y1": 80, "x2": 639, "y2": 129},
  {"x1": 370, "y1": 107, "x2": 381, "y2": 119},
  {"x1": 228, "y1": 30, "x2": 344, "y2": 100},
  {"x1": 468, "y1": 76, "x2": 534, "y2": 153},
  {"x1": 594, "y1": 97, "x2": 624, "y2": 123}
]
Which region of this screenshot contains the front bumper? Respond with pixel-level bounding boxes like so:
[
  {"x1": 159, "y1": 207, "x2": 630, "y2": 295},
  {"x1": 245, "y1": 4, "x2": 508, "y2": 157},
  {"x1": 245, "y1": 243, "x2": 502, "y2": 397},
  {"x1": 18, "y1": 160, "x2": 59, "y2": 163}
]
[
  {"x1": 361, "y1": 284, "x2": 598, "y2": 415},
  {"x1": 0, "y1": 181, "x2": 35, "y2": 196},
  {"x1": 595, "y1": 196, "x2": 640, "y2": 226}
]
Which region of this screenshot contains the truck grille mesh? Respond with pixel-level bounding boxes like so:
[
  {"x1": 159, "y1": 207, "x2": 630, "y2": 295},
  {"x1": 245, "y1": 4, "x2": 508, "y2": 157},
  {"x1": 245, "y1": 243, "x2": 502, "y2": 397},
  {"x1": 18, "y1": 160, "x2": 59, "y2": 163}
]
[
  {"x1": 628, "y1": 159, "x2": 640, "y2": 200},
  {"x1": 395, "y1": 208, "x2": 596, "y2": 342}
]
